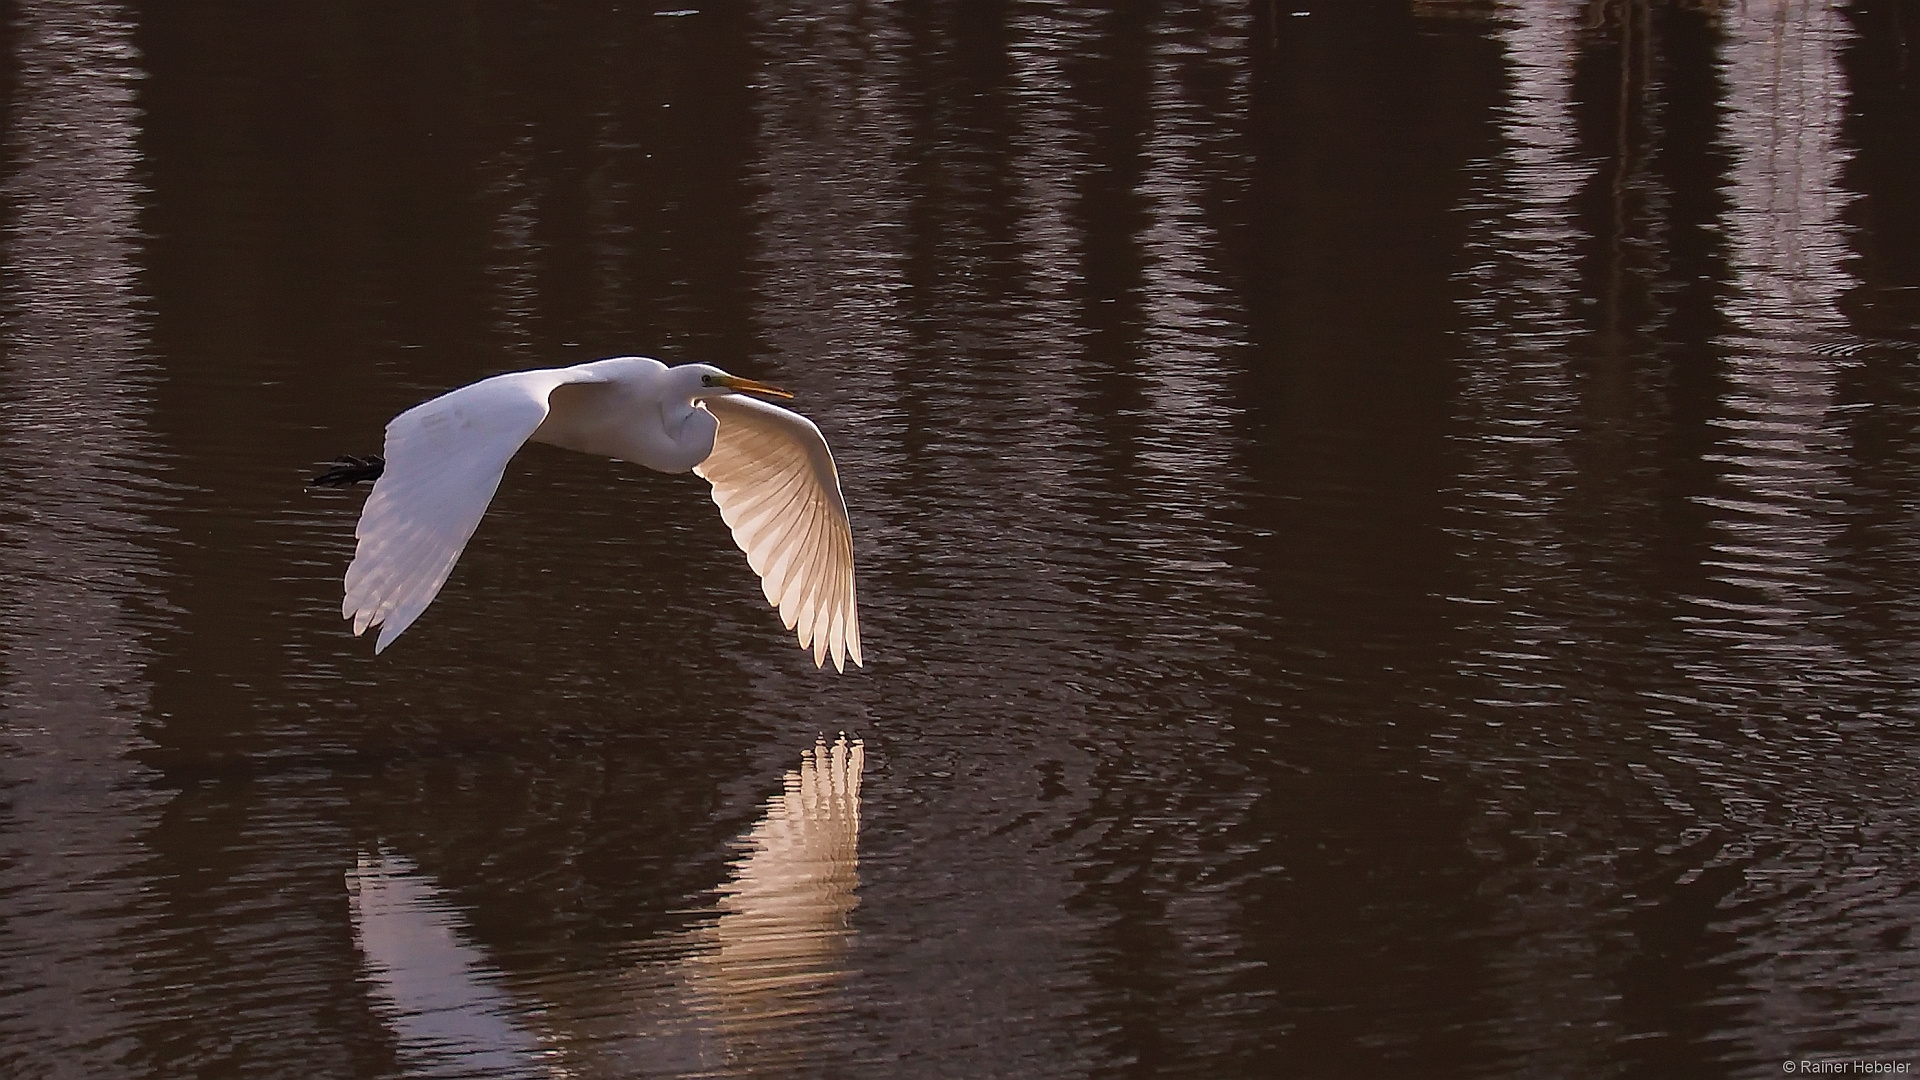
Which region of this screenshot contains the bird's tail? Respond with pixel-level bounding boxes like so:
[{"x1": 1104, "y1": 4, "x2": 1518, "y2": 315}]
[{"x1": 310, "y1": 454, "x2": 386, "y2": 487}]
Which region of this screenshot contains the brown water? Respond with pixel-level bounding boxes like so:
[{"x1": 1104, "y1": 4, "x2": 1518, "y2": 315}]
[{"x1": 2, "y1": 1, "x2": 1917, "y2": 1077}]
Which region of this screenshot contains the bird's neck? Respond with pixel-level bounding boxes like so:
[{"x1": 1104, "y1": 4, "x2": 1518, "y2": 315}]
[{"x1": 656, "y1": 397, "x2": 719, "y2": 473}]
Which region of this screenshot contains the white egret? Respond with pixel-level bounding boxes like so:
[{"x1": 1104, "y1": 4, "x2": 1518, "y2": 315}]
[{"x1": 319, "y1": 357, "x2": 862, "y2": 670}]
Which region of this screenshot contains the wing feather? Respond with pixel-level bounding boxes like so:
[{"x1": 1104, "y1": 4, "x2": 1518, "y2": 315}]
[
  {"x1": 779, "y1": 492, "x2": 829, "y2": 630},
  {"x1": 695, "y1": 394, "x2": 862, "y2": 671},
  {"x1": 755, "y1": 492, "x2": 811, "y2": 605},
  {"x1": 735, "y1": 471, "x2": 806, "y2": 552},
  {"x1": 790, "y1": 515, "x2": 829, "y2": 654},
  {"x1": 343, "y1": 367, "x2": 605, "y2": 652}
]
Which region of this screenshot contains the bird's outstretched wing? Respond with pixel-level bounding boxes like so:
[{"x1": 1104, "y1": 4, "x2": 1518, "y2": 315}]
[
  {"x1": 696, "y1": 394, "x2": 862, "y2": 672},
  {"x1": 345, "y1": 367, "x2": 602, "y2": 652}
]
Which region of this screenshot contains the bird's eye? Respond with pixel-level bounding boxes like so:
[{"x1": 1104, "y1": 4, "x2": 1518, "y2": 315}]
[{"x1": 701, "y1": 375, "x2": 714, "y2": 386}]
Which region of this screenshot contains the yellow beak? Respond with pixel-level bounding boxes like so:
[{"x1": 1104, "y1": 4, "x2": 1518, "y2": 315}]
[{"x1": 714, "y1": 375, "x2": 794, "y2": 399}]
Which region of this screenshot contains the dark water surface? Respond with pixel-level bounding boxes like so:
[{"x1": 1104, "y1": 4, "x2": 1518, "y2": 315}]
[{"x1": 3, "y1": 1, "x2": 1918, "y2": 1076}]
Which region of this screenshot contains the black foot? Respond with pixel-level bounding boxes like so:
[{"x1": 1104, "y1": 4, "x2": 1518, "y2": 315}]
[{"x1": 310, "y1": 454, "x2": 386, "y2": 487}]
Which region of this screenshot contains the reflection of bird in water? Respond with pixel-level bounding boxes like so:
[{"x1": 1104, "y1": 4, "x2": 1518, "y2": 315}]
[
  {"x1": 347, "y1": 735, "x2": 866, "y2": 1077},
  {"x1": 347, "y1": 852, "x2": 547, "y2": 1078},
  {"x1": 696, "y1": 734, "x2": 865, "y2": 1003},
  {"x1": 315, "y1": 357, "x2": 862, "y2": 670}
]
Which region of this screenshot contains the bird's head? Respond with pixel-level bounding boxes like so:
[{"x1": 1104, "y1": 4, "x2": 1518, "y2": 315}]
[{"x1": 682, "y1": 363, "x2": 793, "y2": 402}]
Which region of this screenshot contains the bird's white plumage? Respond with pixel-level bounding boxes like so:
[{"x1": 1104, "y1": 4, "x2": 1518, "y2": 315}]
[
  {"x1": 345, "y1": 367, "x2": 600, "y2": 653},
  {"x1": 696, "y1": 394, "x2": 862, "y2": 673},
  {"x1": 339, "y1": 358, "x2": 862, "y2": 669}
]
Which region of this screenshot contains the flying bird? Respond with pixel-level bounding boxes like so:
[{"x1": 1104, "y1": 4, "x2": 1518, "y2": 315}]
[{"x1": 314, "y1": 357, "x2": 862, "y2": 671}]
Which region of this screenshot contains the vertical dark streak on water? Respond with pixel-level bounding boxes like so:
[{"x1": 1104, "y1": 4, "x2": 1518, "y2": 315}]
[
  {"x1": 1640, "y1": 1, "x2": 1733, "y2": 605},
  {"x1": 1233, "y1": 4, "x2": 1503, "y2": 1075},
  {"x1": 1832, "y1": 0, "x2": 1920, "y2": 683}
]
